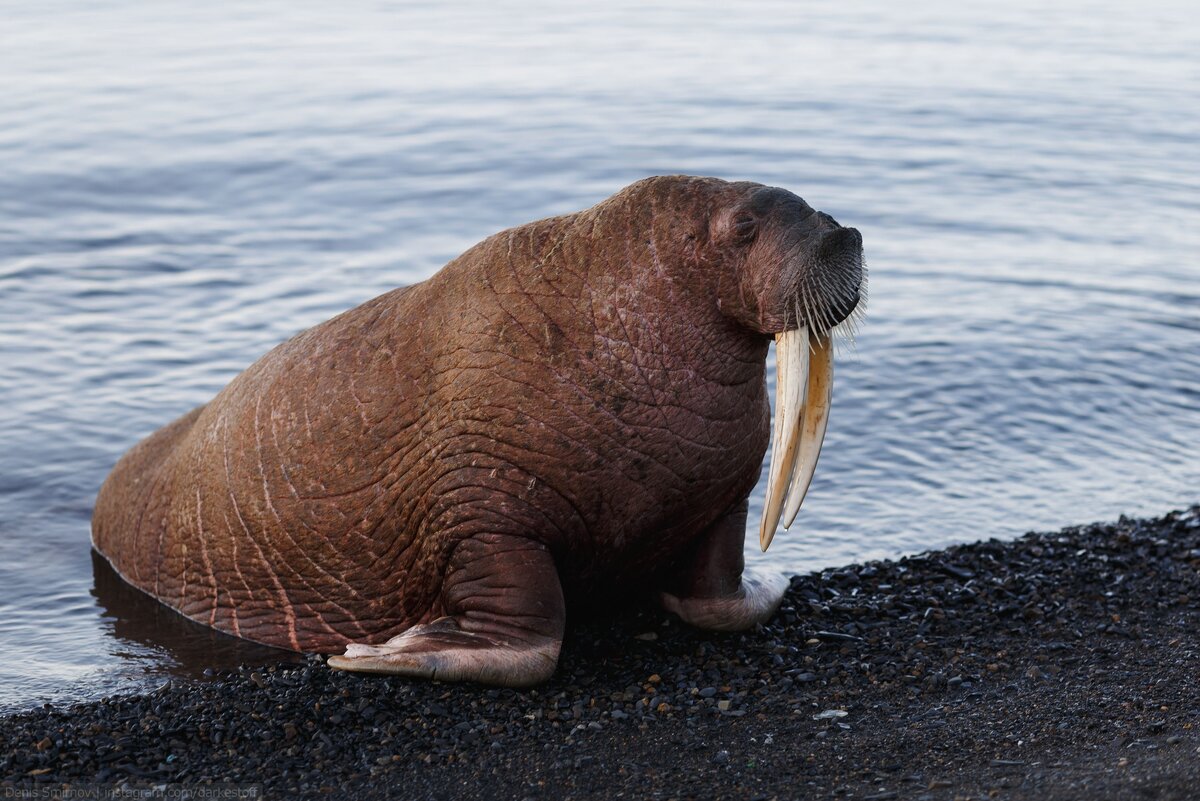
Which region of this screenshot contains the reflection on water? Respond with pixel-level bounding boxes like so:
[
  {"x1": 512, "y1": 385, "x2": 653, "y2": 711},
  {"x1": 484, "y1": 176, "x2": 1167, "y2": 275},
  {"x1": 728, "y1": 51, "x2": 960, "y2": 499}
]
[
  {"x1": 1, "y1": 0, "x2": 1198, "y2": 710},
  {"x1": 90, "y1": 551, "x2": 303, "y2": 683}
]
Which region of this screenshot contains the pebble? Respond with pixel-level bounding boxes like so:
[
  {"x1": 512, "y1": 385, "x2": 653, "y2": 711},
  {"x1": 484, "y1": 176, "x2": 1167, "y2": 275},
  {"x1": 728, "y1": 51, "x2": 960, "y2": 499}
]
[{"x1": 814, "y1": 710, "x2": 849, "y2": 720}]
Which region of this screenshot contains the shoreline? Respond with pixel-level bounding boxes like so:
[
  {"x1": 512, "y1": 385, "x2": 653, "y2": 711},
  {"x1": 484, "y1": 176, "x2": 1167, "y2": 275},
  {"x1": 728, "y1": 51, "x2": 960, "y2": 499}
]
[{"x1": 3, "y1": 505, "x2": 1199, "y2": 799}]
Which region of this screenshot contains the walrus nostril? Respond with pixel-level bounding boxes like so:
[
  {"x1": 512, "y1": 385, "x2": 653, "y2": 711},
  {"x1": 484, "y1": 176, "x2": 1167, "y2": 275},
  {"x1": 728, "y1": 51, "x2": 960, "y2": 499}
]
[{"x1": 817, "y1": 227, "x2": 863, "y2": 262}]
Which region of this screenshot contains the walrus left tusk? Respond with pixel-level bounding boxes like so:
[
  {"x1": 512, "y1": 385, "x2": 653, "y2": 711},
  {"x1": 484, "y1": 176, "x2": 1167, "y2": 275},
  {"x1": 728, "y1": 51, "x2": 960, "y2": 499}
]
[
  {"x1": 781, "y1": 330, "x2": 833, "y2": 529},
  {"x1": 758, "y1": 326, "x2": 809, "y2": 551}
]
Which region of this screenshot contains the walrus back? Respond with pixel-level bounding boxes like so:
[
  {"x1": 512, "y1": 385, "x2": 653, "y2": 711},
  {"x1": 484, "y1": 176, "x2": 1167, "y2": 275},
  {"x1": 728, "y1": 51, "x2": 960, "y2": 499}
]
[{"x1": 90, "y1": 285, "x2": 445, "y2": 652}]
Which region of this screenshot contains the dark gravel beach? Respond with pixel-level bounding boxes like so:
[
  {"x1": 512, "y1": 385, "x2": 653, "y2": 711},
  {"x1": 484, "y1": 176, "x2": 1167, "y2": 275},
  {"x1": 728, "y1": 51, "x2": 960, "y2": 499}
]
[{"x1": 4, "y1": 505, "x2": 1199, "y2": 800}]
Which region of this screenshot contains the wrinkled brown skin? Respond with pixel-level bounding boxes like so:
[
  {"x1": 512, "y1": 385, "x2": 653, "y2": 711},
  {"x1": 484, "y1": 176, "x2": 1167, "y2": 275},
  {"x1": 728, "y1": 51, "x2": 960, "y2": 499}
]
[{"x1": 92, "y1": 175, "x2": 863, "y2": 686}]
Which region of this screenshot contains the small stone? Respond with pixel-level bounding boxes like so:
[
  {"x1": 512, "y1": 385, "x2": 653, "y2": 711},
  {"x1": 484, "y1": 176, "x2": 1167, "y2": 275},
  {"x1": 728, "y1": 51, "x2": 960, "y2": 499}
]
[
  {"x1": 35, "y1": 737, "x2": 52, "y2": 751},
  {"x1": 634, "y1": 632, "x2": 658, "y2": 641},
  {"x1": 717, "y1": 700, "x2": 732, "y2": 711},
  {"x1": 699, "y1": 687, "x2": 718, "y2": 698},
  {"x1": 250, "y1": 672, "x2": 267, "y2": 688},
  {"x1": 813, "y1": 709, "x2": 848, "y2": 720},
  {"x1": 937, "y1": 563, "x2": 975, "y2": 581},
  {"x1": 714, "y1": 750, "x2": 730, "y2": 764}
]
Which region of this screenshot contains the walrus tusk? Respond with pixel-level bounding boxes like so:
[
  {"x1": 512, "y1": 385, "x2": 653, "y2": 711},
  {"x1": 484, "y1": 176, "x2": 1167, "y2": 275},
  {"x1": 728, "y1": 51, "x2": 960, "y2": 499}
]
[
  {"x1": 781, "y1": 330, "x2": 833, "y2": 530},
  {"x1": 758, "y1": 326, "x2": 809, "y2": 551},
  {"x1": 759, "y1": 327, "x2": 834, "y2": 551}
]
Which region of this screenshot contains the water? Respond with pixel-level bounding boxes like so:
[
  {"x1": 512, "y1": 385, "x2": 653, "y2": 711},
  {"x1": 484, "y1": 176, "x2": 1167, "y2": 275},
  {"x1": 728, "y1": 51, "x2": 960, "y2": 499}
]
[{"x1": 1, "y1": 0, "x2": 1197, "y2": 712}]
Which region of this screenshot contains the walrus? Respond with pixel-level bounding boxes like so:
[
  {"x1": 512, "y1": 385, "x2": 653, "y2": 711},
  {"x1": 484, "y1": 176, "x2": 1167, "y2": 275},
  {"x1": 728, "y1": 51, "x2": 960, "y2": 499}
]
[{"x1": 92, "y1": 175, "x2": 864, "y2": 687}]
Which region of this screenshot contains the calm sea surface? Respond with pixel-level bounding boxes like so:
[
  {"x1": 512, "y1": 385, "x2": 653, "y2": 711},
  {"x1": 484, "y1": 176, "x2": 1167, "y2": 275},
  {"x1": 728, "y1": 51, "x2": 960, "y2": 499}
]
[{"x1": 1, "y1": 1, "x2": 1197, "y2": 711}]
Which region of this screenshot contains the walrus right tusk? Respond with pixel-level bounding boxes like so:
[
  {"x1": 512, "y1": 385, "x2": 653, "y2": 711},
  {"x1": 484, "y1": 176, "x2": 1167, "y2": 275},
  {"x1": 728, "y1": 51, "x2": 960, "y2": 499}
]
[
  {"x1": 782, "y1": 330, "x2": 833, "y2": 529},
  {"x1": 758, "y1": 327, "x2": 834, "y2": 551}
]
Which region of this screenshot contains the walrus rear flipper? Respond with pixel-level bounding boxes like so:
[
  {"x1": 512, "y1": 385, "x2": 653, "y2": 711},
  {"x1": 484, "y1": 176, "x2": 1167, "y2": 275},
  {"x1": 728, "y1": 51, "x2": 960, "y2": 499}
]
[{"x1": 327, "y1": 534, "x2": 565, "y2": 687}]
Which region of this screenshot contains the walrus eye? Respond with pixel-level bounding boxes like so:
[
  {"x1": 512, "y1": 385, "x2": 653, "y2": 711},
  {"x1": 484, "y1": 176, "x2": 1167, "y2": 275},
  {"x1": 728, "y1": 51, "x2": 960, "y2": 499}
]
[{"x1": 731, "y1": 214, "x2": 758, "y2": 245}]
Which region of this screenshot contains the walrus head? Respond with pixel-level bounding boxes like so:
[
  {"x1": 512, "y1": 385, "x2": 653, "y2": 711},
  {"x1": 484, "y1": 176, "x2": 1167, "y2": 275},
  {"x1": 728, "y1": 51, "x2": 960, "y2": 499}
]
[{"x1": 705, "y1": 182, "x2": 866, "y2": 551}]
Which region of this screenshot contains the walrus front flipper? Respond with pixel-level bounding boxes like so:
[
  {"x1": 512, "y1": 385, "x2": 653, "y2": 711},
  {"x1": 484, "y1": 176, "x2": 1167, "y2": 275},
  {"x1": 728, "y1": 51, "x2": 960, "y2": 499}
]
[
  {"x1": 659, "y1": 499, "x2": 788, "y2": 632},
  {"x1": 327, "y1": 535, "x2": 564, "y2": 687}
]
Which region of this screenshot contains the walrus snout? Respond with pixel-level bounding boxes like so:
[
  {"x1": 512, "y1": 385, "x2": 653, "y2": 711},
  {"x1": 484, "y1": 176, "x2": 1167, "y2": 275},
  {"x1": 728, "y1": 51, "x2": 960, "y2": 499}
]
[
  {"x1": 773, "y1": 223, "x2": 864, "y2": 335},
  {"x1": 813, "y1": 226, "x2": 864, "y2": 329}
]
